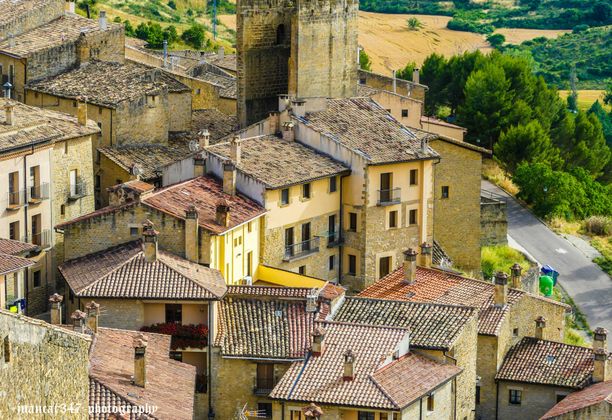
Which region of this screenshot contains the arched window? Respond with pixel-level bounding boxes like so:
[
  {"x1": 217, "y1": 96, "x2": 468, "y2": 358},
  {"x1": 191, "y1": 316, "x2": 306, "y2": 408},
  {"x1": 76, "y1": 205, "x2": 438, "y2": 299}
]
[{"x1": 276, "y1": 24, "x2": 285, "y2": 45}]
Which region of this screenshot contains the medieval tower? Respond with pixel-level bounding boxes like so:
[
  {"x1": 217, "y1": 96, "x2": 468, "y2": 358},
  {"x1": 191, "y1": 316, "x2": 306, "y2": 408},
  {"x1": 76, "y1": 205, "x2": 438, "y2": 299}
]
[{"x1": 237, "y1": 0, "x2": 359, "y2": 126}]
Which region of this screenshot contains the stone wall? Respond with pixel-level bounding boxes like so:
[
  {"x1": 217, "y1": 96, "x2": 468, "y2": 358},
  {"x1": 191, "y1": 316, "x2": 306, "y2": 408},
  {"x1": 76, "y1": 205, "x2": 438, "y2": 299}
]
[
  {"x1": 0, "y1": 310, "x2": 90, "y2": 419},
  {"x1": 450, "y1": 314, "x2": 479, "y2": 420},
  {"x1": 358, "y1": 69, "x2": 427, "y2": 102},
  {"x1": 0, "y1": 0, "x2": 64, "y2": 41},
  {"x1": 552, "y1": 398, "x2": 612, "y2": 419},
  {"x1": 114, "y1": 91, "x2": 170, "y2": 146},
  {"x1": 480, "y1": 196, "x2": 508, "y2": 246},
  {"x1": 497, "y1": 381, "x2": 574, "y2": 420},
  {"x1": 168, "y1": 91, "x2": 192, "y2": 132}
]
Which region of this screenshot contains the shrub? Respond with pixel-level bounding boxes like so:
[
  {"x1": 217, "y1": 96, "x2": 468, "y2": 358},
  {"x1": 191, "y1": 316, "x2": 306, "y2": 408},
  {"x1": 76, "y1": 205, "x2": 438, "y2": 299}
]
[
  {"x1": 584, "y1": 216, "x2": 611, "y2": 236},
  {"x1": 481, "y1": 245, "x2": 530, "y2": 280},
  {"x1": 407, "y1": 17, "x2": 423, "y2": 31},
  {"x1": 572, "y1": 24, "x2": 589, "y2": 33},
  {"x1": 487, "y1": 33, "x2": 506, "y2": 48}
]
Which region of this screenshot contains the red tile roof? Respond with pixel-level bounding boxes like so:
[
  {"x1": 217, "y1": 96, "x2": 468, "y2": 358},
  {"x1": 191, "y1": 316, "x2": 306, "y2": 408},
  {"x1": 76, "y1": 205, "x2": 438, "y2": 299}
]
[
  {"x1": 0, "y1": 238, "x2": 38, "y2": 255},
  {"x1": 496, "y1": 337, "x2": 598, "y2": 389},
  {"x1": 142, "y1": 176, "x2": 266, "y2": 235},
  {"x1": 226, "y1": 285, "x2": 312, "y2": 299},
  {"x1": 0, "y1": 252, "x2": 34, "y2": 275},
  {"x1": 541, "y1": 380, "x2": 612, "y2": 419}
]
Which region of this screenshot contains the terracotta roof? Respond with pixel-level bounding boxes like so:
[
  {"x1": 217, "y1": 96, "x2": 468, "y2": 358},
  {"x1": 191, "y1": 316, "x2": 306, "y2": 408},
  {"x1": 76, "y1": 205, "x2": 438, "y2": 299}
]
[
  {"x1": 191, "y1": 109, "x2": 238, "y2": 142},
  {"x1": 0, "y1": 238, "x2": 38, "y2": 255},
  {"x1": 541, "y1": 380, "x2": 612, "y2": 419},
  {"x1": 190, "y1": 68, "x2": 236, "y2": 98},
  {"x1": 89, "y1": 328, "x2": 195, "y2": 420},
  {"x1": 206, "y1": 135, "x2": 350, "y2": 189},
  {"x1": 215, "y1": 297, "x2": 315, "y2": 359},
  {"x1": 421, "y1": 116, "x2": 467, "y2": 131},
  {"x1": 334, "y1": 297, "x2": 477, "y2": 350},
  {"x1": 297, "y1": 97, "x2": 439, "y2": 164},
  {"x1": 0, "y1": 14, "x2": 121, "y2": 57},
  {"x1": 59, "y1": 240, "x2": 227, "y2": 300},
  {"x1": 0, "y1": 99, "x2": 99, "y2": 153},
  {"x1": 226, "y1": 285, "x2": 312, "y2": 299},
  {"x1": 115, "y1": 179, "x2": 155, "y2": 194},
  {"x1": 142, "y1": 176, "x2": 266, "y2": 235},
  {"x1": 27, "y1": 61, "x2": 189, "y2": 108},
  {"x1": 206, "y1": 53, "x2": 237, "y2": 72},
  {"x1": 269, "y1": 321, "x2": 411, "y2": 409},
  {"x1": 0, "y1": 252, "x2": 34, "y2": 275},
  {"x1": 89, "y1": 377, "x2": 154, "y2": 420},
  {"x1": 372, "y1": 352, "x2": 462, "y2": 409},
  {"x1": 496, "y1": 337, "x2": 598, "y2": 389},
  {"x1": 355, "y1": 84, "x2": 381, "y2": 97}
]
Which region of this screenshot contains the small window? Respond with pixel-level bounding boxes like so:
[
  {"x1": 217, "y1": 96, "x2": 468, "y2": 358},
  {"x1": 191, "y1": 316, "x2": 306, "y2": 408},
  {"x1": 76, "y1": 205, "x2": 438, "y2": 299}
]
[
  {"x1": 95, "y1": 175, "x2": 101, "y2": 189},
  {"x1": 247, "y1": 221, "x2": 252, "y2": 233},
  {"x1": 280, "y1": 188, "x2": 289, "y2": 205},
  {"x1": 276, "y1": 24, "x2": 285, "y2": 45},
  {"x1": 348, "y1": 212, "x2": 357, "y2": 232},
  {"x1": 246, "y1": 251, "x2": 253, "y2": 276},
  {"x1": 95, "y1": 150, "x2": 101, "y2": 164},
  {"x1": 98, "y1": 107, "x2": 103, "y2": 115},
  {"x1": 60, "y1": 205, "x2": 66, "y2": 216},
  {"x1": 72, "y1": 101, "x2": 77, "y2": 107},
  {"x1": 196, "y1": 88, "x2": 201, "y2": 95},
  {"x1": 509, "y1": 389, "x2": 522, "y2": 405},
  {"x1": 302, "y1": 183, "x2": 311, "y2": 199},
  {"x1": 9, "y1": 221, "x2": 19, "y2": 241},
  {"x1": 329, "y1": 176, "x2": 337, "y2": 193},
  {"x1": 358, "y1": 412, "x2": 375, "y2": 420},
  {"x1": 402, "y1": 109, "x2": 409, "y2": 118},
  {"x1": 130, "y1": 227, "x2": 139, "y2": 236},
  {"x1": 513, "y1": 328, "x2": 519, "y2": 337},
  {"x1": 410, "y1": 169, "x2": 418, "y2": 185},
  {"x1": 258, "y1": 403, "x2": 272, "y2": 418},
  {"x1": 441, "y1": 186, "x2": 450, "y2": 199},
  {"x1": 409, "y1": 209, "x2": 417, "y2": 225},
  {"x1": 64, "y1": 142, "x2": 68, "y2": 154},
  {"x1": 169, "y1": 351, "x2": 183, "y2": 362},
  {"x1": 476, "y1": 385, "x2": 481, "y2": 405},
  {"x1": 348, "y1": 254, "x2": 357, "y2": 276},
  {"x1": 290, "y1": 410, "x2": 303, "y2": 420},
  {"x1": 32, "y1": 271, "x2": 41, "y2": 288},
  {"x1": 427, "y1": 393, "x2": 435, "y2": 411},
  {"x1": 165, "y1": 304, "x2": 182, "y2": 324},
  {"x1": 389, "y1": 210, "x2": 398, "y2": 228},
  {"x1": 234, "y1": 238, "x2": 238, "y2": 247},
  {"x1": 298, "y1": 265, "x2": 306, "y2": 275},
  {"x1": 256, "y1": 363, "x2": 275, "y2": 390},
  {"x1": 328, "y1": 255, "x2": 335, "y2": 270},
  {"x1": 379, "y1": 256, "x2": 391, "y2": 279}
]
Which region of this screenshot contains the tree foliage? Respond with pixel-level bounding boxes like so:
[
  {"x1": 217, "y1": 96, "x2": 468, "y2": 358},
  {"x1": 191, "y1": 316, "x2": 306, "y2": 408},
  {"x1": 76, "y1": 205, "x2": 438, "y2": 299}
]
[
  {"x1": 181, "y1": 24, "x2": 206, "y2": 49},
  {"x1": 359, "y1": 49, "x2": 372, "y2": 72},
  {"x1": 395, "y1": 61, "x2": 416, "y2": 81}
]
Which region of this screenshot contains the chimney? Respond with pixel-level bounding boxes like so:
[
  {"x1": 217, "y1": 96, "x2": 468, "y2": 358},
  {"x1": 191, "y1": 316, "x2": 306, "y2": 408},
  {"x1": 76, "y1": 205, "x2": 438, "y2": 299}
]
[
  {"x1": 420, "y1": 137, "x2": 428, "y2": 154},
  {"x1": 77, "y1": 96, "x2": 87, "y2": 126},
  {"x1": 194, "y1": 154, "x2": 205, "y2": 177},
  {"x1": 303, "y1": 403, "x2": 323, "y2": 420},
  {"x1": 291, "y1": 99, "x2": 306, "y2": 117},
  {"x1": 49, "y1": 293, "x2": 63, "y2": 325},
  {"x1": 282, "y1": 121, "x2": 295, "y2": 141},
  {"x1": 343, "y1": 349, "x2": 355, "y2": 381},
  {"x1": 71, "y1": 310, "x2": 87, "y2": 333},
  {"x1": 494, "y1": 272, "x2": 508, "y2": 307},
  {"x1": 419, "y1": 242, "x2": 432, "y2": 268},
  {"x1": 593, "y1": 327, "x2": 608, "y2": 352},
  {"x1": 185, "y1": 205, "x2": 199, "y2": 263},
  {"x1": 392, "y1": 69, "x2": 397, "y2": 94},
  {"x1": 510, "y1": 263, "x2": 522, "y2": 289},
  {"x1": 311, "y1": 326, "x2": 325, "y2": 356},
  {"x1": 535, "y1": 316, "x2": 546, "y2": 340},
  {"x1": 4, "y1": 104, "x2": 14, "y2": 126},
  {"x1": 215, "y1": 200, "x2": 231, "y2": 228},
  {"x1": 8, "y1": 33, "x2": 15, "y2": 49},
  {"x1": 198, "y1": 129, "x2": 210, "y2": 149},
  {"x1": 98, "y1": 10, "x2": 107, "y2": 30},
  {"x1": 223, "y1": 162, "x2": 236, "y2": 195},
  {"x1": 413, "y1": 68, "x2": 420, "y2": 84},
  {"x1": 142, "y1": 221, "x2": 158, "y2": 262},
  {"x1": 269, "y1": 111, "x2": 280, "y2": 134},
  {"x1": 77, "y1": 32, "x2": 90, "y2": 67},
  {"x1": 85, "y1": 301, "x2": 100, "y2": 334},
  {"x1": 593, "y1": 348, "x2": 608, "y2": 383},
  {"x1": 402, "y1": 248, "x2": 418, "y2": 284},
  {"x1": 133, "y1": 333, "x2": 148, "y2": 387},
  {"x1": 218, "y1": 46, "x2": 225, "y2": 59},
  {"x1": 230, "y1": 135, "x2": 241, "y2": 164},
  {"x1": 278, "y1": 95, "x2": 291, "y2": 113},
  {"x1": 67, "y1": 1, "x2": 76, "y2": 13}
]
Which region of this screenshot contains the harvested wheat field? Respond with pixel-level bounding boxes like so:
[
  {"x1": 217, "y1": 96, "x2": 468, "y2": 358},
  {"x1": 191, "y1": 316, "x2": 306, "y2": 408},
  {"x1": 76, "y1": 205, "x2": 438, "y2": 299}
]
[
  {"x1": 559, "y1": 90, "x2": 610, "y2": 112},
  {"x1": 495, "y1": 28, "x2": 570, "y2": 45}
]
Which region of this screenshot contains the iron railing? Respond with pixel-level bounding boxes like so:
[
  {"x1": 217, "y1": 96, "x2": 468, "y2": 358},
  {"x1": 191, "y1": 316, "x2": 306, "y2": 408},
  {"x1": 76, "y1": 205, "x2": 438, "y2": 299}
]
[
  {"x1": 253, "y1": 376, "x2": 276, "y2": 396},
  {"x1": 283, "y1": 237, "x2": 320, "y2": 261},
  {"x1": 28, "y1": 183, "x2": 49, "y2": 202},
  {"x1": 69, "y1": 182, "x2": 87, "y2": 200},
  {"x1": 325, "y1": 231, "x2": 343, "y2": 248},
  {"x1": 377, "y1": 187, "x2": 401, "y2": 205},
  {"x1": 25, "y1": 229, "x2": 51, "y2": 248},
  {"x1": 6, "y1": 189, "x2": 26, "y2": 209}
]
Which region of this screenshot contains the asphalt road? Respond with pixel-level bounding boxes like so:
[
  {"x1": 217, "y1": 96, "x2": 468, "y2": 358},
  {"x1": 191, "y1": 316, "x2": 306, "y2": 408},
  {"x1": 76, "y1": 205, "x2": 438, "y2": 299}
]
[{"x1": 482, "y1": 180, "x2": 612, "y2": 332}]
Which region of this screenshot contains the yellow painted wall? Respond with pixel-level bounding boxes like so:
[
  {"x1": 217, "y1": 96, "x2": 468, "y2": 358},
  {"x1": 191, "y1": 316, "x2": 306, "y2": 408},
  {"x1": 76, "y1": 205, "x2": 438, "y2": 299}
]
[
  {"x1": 212, "y1": 217, "x2": 261, "y2": 285},
  {"x1": 254, "y1": 265, "x2": 327, "y2": 288},
  {"x1": 182, "y1": 351, "x2": 207, "y2": 375},
  {"x1": 143, "y1": 302, "x2": 165, "y2": 325},
  {"x1": 370, "y1": 90, "x2": 423, "y2": 129},
  {"x1": 0, "y1": 55, "x2": 26, "y2": 101}
]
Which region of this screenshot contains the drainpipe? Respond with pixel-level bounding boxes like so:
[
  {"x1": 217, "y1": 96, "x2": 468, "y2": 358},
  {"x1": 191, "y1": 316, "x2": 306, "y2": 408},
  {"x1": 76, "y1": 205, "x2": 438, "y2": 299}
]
[
  {"x1": 453, "y1": 376, "x2": 457, "y2": 420},
  {"x1": 337, "y1": 174, "x2": 348, "y2": 284},
  {"x1": 208, "y1": 302, "x2": 214, "y2": 418},
  {"x1": 281, "y1": 401, "x2": 285, "y2": 420},
  {"x1": 419, "y1": 397, "x2": 423, "y2": 420},
  {"x1": 23, "y1": 142, "x2": 34, "y2": 314},
  {"x1": 495, "y1": 381, "x2": 499, "y2": 420}
]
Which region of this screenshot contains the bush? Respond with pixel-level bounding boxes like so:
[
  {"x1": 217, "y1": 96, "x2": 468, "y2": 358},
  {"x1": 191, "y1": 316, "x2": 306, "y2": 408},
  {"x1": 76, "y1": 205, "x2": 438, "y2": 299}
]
[
  {"x1": 481, "y1": 245, "x2": 530, "y2": 280},
  {"x1": 584, "y1": 216, "x2": 611, "y2": 235},
  {"x1": 572, "y1": 24, "x2": 589, "y2": 33},
  {"x1": 407, "y1": 17, "x2": 423, "y2": 30},
  {"x1": 181, "y1": 24, "x2": 206, "y2": 49},
  {"x1": 487, "y1": 33, "x2": 506, "y2": 48}
]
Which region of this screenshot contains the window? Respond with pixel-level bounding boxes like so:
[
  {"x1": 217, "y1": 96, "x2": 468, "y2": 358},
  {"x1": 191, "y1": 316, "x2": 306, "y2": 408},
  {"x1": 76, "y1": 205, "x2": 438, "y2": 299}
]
[
  {"x1": 256, "y1": 363, "x2": 275, "y2": 391},
  {"x1": 169, "y1": 351, "x2": 183, "y2": 362},
  {"x1": 8, "y1": 171, "x2": 19, "y2": 205},
  {"x1": 32, "y1": 271, "x2": 41, "y2": 288},
  {"x1": 509, "y1": 389, "x2": 522, "y2": 405},
  {"x1": 60, "y1": 205, "x2": 65, "y2": 216},
  {"x1": 388, "y1": 210, "x2": 398, "y2": 228},
  {"x1": 302, "y1": 183, "x2": 311, "y2": 199},
  {"x1": 329, "y1": 255, "x2": 335, "y2": 270},
  {"x1": 165, "y1": 304, "x2": 182, "y2": 324},
  {"x1": 29, "y1": 165, "x2": 40, "y2": 199},
  {"x1": 98, "y1": 107, "x2": 103, "y2": 115},
  {"x1": 427, "y1": 393, "x2": 435, "y2": 411},
  {"x1": 72, "y1": 101, "x2": 78, "y2": 108},
  {"x1": 285, "y1": 227, "x2": 294, "y2": 257},
  {"x1": 409, "y1": 169, "x2": 418, "y2": 185},
  {"x1": 298, "y1": 265, "x2": 306, "y2": 275},
  {"x1": 9, "y1": 221, "x2": 19, "y2": 241},
  {"x1": 476, "y1": 385, "x2": 481, "y2": 405},
  {"x1": 247, "y1": 221, "x2": 252, "y2": 233},
  {"x1": 69, "y1": 169, "x2": 78, "y2": 196},
  {"x1": 380, "y1": 172, "x2": 392, "y2": 202},
  {"x1": 289, "y1": 411, "x2": 303, "y2": 420},
  {"x1": 441, "y1": 185, "x2": 450, "y2": 199},
  {"x1": 95, "y1": 175, "x2": 101, "y2": 189},
  {"x1": 195, "y1": 88, "x2": 201, "y2": 95},
  {"x1": 130, "y1": 227, "x2": 139, "y2": 236},
  {"x1": 409, "y1": 209, "x2": 418, "y2": 225},
  {"x1": 329, "y1": 176, "x2": 337, "y2": 193},
  {"x1": 379, "y1": 256, "x2": 391, "y2": 279},
  {"x1": 64, "y1": 141, "x2": 68, "y2": 154},
  {"x1": 348, "y1": 212, "x2": 357, "y2": 232},
  {"x1": 401, "y1": 109, "x2": 409, "y2": 118},
  {"x1": 257, "y1": 403, "x2": 272, "y2": 418},
  {"x1": 358, "y1": 412, "x2": 375, "y2": 420},
  {"x1": 280, "y1": 188, "x2": 289, "y2": 205},
  {"x1": 301, "y1": 222, "x2": 311, "y2": 245},
  {"x1": 276, "y1": 24, "x2": 285, "y2": 45},
  {"x1": 31, "y1": 213, "x2": 41, "y2": 246},
  {"x1": 328, "y1": 214, "x2": 336, "y2": 237},
  {"x1": 348, "y1": 254, "x2": 357, "y2": 275},
  {"x1": 513, "y1": 328, "x2": 519, "y2": 337},
  {"x1": 247, "y1": 251, "x2": 253, "y2": 276}
]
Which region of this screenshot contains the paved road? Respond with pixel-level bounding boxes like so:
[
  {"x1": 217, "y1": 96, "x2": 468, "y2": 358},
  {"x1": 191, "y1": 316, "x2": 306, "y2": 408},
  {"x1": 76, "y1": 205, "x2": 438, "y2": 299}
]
[{"x1": 482, "y1": 180, "x2": 612, "y2": 332}]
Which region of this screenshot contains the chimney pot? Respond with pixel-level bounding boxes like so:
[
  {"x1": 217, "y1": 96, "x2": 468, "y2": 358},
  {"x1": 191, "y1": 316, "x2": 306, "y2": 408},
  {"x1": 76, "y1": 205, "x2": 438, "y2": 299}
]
[
  {"x1": 402, "y1": 248, "x2": 418, "y2": 284},
  {"x1": 133, "y1": 333, "x2": 148, "y2": 387},
  {"x1": 343, "y1": 349, "x2": 355, "y2": 381},
  {"x1": 215, "y1": 199, "x2": 231, "y2": 227},
  {"x1": 494, "y1": 272, "x2": 508, "y2": 306},
  {"x1": 311, "y1": 326, "x2": 326, "y2": 356},
  {"x1": 419, "y1": 242, "x2": 432, "y2": 268},
  {"x1": 223, "y1": 162, "x2": 236, "y2": 196},
  {"x1": 142, "y1": 220, "x2": 158, "y2": 262},
  {"x1": 99, "y1": 10, "x2": 107, "y2": 30},
  {"x1": 510, "y1": 263, "x2": 522, "y2": 289},
  {"x1": 4, "y1": 104, "x2": 14, "y2": 126},
  {"x1": 413, "y1": 68, "x2": 420, "y2": 84},
  {"x1": 535, "y1": 316, "x2": 546, "y2": 340},
  {"x1": 71, "y1": 310, "x2": 87, "y2": 333},
  {"x1": 593, "y1": 327, "x2": 608, "y2": 352},
  {"x1": 85, "y1": 301, "x2": 100, "y2": 333},
  {"x1": 282, "y1": 121, "x2": 295, "y2": 141},
  {"x1": 230, "y1": 135, "x2": 241, "y2": 164},
  {"x1": 49, "y1": 293, "x2": 63, "y2": 325},
  {"x1": 198, "y1": 129, "x2": 210, "y2": 149}
]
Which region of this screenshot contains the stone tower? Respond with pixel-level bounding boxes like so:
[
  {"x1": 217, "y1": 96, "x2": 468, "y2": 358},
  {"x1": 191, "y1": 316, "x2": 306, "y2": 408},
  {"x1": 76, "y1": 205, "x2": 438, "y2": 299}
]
[{"x1": 237, "y1": 0, "x2": 358, "y2": 126}]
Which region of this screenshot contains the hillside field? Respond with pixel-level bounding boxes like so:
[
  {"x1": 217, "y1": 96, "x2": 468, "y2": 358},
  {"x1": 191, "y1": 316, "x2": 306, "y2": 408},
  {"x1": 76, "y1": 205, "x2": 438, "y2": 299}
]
[{"x1": 558, "y1": 90, "x2": 610, "y2": 112}]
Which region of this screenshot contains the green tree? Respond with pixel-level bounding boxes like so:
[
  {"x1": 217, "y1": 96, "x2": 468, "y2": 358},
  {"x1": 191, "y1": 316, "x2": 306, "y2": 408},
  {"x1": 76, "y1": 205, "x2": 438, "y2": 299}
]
[
  {"x1": 407, "y1": 17, "x2": 423, "y2": 31},
  {"x1": 395, "y1": 62, "x2": 417, "y2": 81},
  {"x1": 123, "y1": 20, "x2": 135, "y2": 37},
  {"x1": 604, "y1": 83, "x2": 612, "y2": 107},
  {"x1": 163, "y1": 25, "x2": 179, "y2": 44},
  {"x1": 181, "y1": 24, "x2": 206, "y2": 49},
  {"x1": 589, "y1": 101, "x2": 612, "y2": 146},
  {"x1": 420, "y1": 53, "x2": 449, "y2": 115},
  {"x1": 494, "y1": 121, "x2": 562, "y2": 173},
  {"x1": 146, "y1": 22, "x2": 165, "y2": 48},
  {"x1": 487, "y1": 33, "x2": 505, "y2": 49},
  {"x1": 135, "y1": 22, "x2": 150, "y2": 41},
  {"x1": 567, "y1": 112, "x2": 611, "y2": 177},
  {"x1": 359, "y1": 49, "x2": 372, "y2": 72},
  {"x1": 446, "y1": 50, "x2": 484, "y2": 114}
]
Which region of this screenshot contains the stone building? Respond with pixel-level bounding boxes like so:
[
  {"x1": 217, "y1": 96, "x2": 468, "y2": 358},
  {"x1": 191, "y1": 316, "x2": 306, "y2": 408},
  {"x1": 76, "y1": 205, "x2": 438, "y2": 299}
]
[
  {"x1": 0, "y1": 239, "x2": 34, "y2": 312},
  {"x1": 495, "y1": 325, "x2": 611, "y2": 420},
  {"x1": 541, "y1": 379, "x2": 612, "y2": 419},
  {"x1": 1, "y1": 99, "x2": 98, "y2": 313},
  {"x1": 236, "y1": 0, "x2": 358, "y2": 126},
  {"x1": 0, "y1": 3, "x2": 124, "y2": 102}
]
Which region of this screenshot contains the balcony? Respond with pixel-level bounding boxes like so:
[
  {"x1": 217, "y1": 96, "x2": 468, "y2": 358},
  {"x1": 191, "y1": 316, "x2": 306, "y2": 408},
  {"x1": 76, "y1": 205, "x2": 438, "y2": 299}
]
[
  {"x1": 283, "y1": 237, "x2": 320, "y2": 262},
  {"x1": 253, "y1": 378, "x2": 276, "y2": 396},
  {"x1": 6, "y1": 190, "x2": 26, "y2": 210},
  {"x1": 377, "y1": 187, "x2": 401, "y2": 206},
  {"x1": 23, "y1": 229, "x2": 51, "y2": 249},
  {"x1": 325, "y1": 231, "x2": 343, "y2": 248},
  {"x1": 140, "y1": 323, "x2": 208, "y2": 350},
  {"x1": 196, "y1": 374, "x2": 207, "y2": 394},
  {"x1": 68, "y1": 182, "x2": 87, "y2": 200},
  {"x1": 28, "y1": 183, "x2": 49, "y2": 204}
]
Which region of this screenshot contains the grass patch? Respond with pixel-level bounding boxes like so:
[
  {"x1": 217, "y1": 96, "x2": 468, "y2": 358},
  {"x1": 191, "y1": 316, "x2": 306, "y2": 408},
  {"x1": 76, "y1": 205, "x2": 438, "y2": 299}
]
[
  {"x1": 482, "y1": 158, "x2": 519, "y2": 196},
  {"x1": 481, "y1": 245, "x2": 530, "y2": 280},
  {"x1": 551, "y1": 285, "x2": 591, "y2": 346},
  {"x1": 592, "y1": 236, "x2": 612, "y2": 275}
]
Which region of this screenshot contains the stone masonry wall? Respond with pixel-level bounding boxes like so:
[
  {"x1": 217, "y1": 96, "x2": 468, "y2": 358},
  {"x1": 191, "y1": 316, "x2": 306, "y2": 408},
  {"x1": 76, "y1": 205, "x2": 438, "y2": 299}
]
[
  {"x1": 114, "y1": 91, "x2": 170, "y2": 146},
  {"x1": 450, "y1": 314, "x2": 479, "y2": 420},
  {"x1": 497, "y1": 382, "x2": 574, "y2": 420},
  {"x1": 168, "y1": 91, "x2": 192, "y2": 132},
  {"x1": 481, "y1": 197, "x2": 508, "y2": 246},
  {"x1": 358, "y1": 69, "x2": 427, "y2": 102},
  {"x1": 0, "y1": 0, "x2": 64, "y2": 41},
  {"x1": 0, "y1": 310, "x2": 90, "y2": 419}
]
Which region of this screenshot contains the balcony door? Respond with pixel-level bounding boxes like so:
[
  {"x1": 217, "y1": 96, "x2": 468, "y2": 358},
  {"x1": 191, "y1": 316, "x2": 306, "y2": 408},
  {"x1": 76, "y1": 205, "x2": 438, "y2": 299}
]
[
  {"x1": 379, "y1": 256, "x2": 392, "y2": 279},
  {"x1": 69, "y1": 169, "x2": 77, "y2": 197},
  {"x1": 380, "y1": 172, "x2": 392, "y2": 202},
  {"x1": 256, "y1": 363, "x2": 275, "y2": 392},
  {"x1": 31, "y1": 214, "x2": 41, "y2": 246},
  {"x1": 285, "y1": 227, "x2": 294, "y2": 257},
  {"x1": 302, "y1": 222, "x2": 311, "y2": 251}
]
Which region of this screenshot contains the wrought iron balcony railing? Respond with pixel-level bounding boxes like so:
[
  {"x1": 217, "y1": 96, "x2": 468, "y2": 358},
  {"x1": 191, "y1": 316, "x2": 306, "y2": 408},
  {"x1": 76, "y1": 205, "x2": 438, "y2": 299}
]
[
  {"x1": 325, "y1": 231, "x2": 343, "y2": 248},
  {"x1": 377, "y1": 187, "x2": 401, "y2": 206},
  {"x1": 6, "y1": 189, "x2": 26, "y2": 209},
  {"x1": 28, "y1": 183, "x2": 49, "y2": 203},
  {"x1": 23, "y1": 229, "x2": 51, "y2": 249},
  {"x1": 283, "y1": 237, "x2": 320, "y2": 261},
  {"x1": 69, "y1": 182, "x2": 87, "y2": 200}
]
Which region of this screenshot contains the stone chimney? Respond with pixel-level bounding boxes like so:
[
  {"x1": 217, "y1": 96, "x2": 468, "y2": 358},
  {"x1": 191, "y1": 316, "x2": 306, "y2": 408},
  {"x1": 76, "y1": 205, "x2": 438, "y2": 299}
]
[
  {"x1": 77, "y1": 96, "x2": 87, "y2": 126},
  {"x1": 291, "y1": 99, "x2": 306, "y2": 117},
  {"x1": 311, "y1": 326, "x2": 325, "y2": 356},
  {"x1": 269, "y1": 111, "x2": 280, "y2": 134},
  {"x1": 198, "y1": 129, "x2": 210, "y2": 149},
  {"x1": 402, "y1": 248, "x2": 418, "y2": 284},
  {"x1": 223, "y1": 162, "x2": 236, "y2": 195},
  {"x1": 66, "y1": 1, "x2": 76, "y2": 13},
  {"x1": 194, "y1": 154, "x2": 205, "y2": 177},
  {"x1": 185, "y1": 205, "x2": 199, "y2": 263},
  {"x1": 593, "y1": 348, "x2": 608, "y2": 383},
  {"x1": 593, "y1": 327, "x2": 608, "y2": 352},
  {"x1": 282, "y1": 121, "x2": 295, "y2": 141},
  {"x1": 133, "y1": 333, "x2": 148, "y2": 387},
  {"x1": 343, "y1": 349, "x2": 355, "y2": 381},
  {"x1": 413, "y1": 68, "x2": 420, "y2": 84},
  {"x1": 215, "y1": 199, "x2": 231, "y2": 227},
  {"x1": 510, "y1": 263, "x2": 522, "y2": 289},
  {"x1": 71, "y1": 310, "x2": 87, "y2": 333},
  {"x1": 230, "y1": 135, "x2": 241, "y2": 164},
  {"x1": 49, "y1": 293, "x2": 63, "y2": 325},
  {"x1": 4, "y1": 104, "x2": 14, "y2": 126},
  {"x1": 494, "y1": 272, "x2": 508, "y2": 307},
  {"x1": 392, "y1": 69, "x2": 397, "y2": 94},
  {"x1": 218, "y1": 46, "x2": 225, "y2": 59},
  {"x1": 142, "y1": 221, "x2": 158, "y2": 262},
  {"x1": 535, "y1": 316, "x2": 546, "y2": 340},
  {"x1": 419, "y1": 242, "x2": 432, "y2": 268},
  {"x1": 302, "y1": 403, "x2": 323, "y2": 420},
  {"x1": 98, "y1": 10, "x2": 107, "y2": 30},
  {"x1": 77, "y1": 32, "x2": 90, "y2": 67},
  {"x1": 85, "y1": 301, "x2": 100, "y2": 333}
]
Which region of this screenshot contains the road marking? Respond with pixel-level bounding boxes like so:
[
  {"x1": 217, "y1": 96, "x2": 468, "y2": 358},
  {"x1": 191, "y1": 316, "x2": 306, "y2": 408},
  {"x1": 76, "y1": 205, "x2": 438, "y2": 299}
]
[{"x1": 555, "y1": 248, "x2": 568, "y2": 254}]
